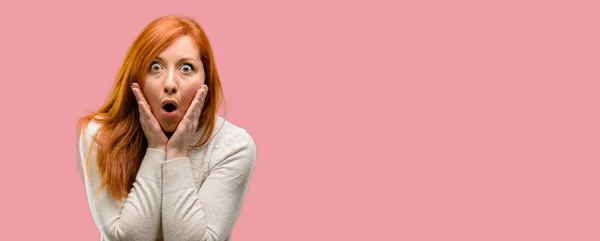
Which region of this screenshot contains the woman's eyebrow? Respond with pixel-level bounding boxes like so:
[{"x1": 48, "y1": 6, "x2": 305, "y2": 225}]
[
  {"x1": 180, "y1": 57, "x2": 200, "y2": 64},
  {"x1": 154, "y1": 56, "x2": 200, "y2": 64}
]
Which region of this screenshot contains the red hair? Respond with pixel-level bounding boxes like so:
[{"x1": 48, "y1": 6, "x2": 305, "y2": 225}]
[{"x1": 77, "y1": 15, "x2": 224, "y2": 199}]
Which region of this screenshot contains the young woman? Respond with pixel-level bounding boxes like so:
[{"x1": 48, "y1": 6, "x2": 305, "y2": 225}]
[{"x1": 77, "y1": 15, "x2": 257, "y2": 241}]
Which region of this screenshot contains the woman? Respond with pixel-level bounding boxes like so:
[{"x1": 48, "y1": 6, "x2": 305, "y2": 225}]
[{"x1": 77, "y1": 15, "x2": 257, "y2": 241}]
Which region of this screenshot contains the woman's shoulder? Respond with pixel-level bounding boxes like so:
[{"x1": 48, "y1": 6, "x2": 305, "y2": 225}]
[
  {"x1": 208, "y1": 116, "x2": 257, "y2": 159},
  {"x1": 78, "y1": 116, "x2": 105, "y2": 171},
  {"x1": 213, "y1": 115, "x2": 254, "y2": 141},
  {"x1": 79, "y1": 116, "x2": 105, "y2": 143}
]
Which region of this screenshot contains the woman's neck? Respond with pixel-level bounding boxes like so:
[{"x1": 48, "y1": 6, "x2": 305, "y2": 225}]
[{"x1": 164, "y1": 131, "x2": 174, "y2": 139}]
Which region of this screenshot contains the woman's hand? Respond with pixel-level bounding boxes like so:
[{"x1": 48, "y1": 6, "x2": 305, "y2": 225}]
[
  {"x1": 132, "y1": 82, "x2": 169, "y2": 151},
  {"x1": 166, "y1": 85, "x2": 208, "y2": 160}
]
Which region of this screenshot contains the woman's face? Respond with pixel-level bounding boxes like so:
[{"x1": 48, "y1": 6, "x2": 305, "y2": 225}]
[{"x1": 142, "y1": 35, "x2": 205, "y2": 133}]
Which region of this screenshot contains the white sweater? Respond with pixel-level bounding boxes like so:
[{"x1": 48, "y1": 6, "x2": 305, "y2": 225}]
[{"x1": 78, "y1": 116, "x2": 257, "y2": 241}]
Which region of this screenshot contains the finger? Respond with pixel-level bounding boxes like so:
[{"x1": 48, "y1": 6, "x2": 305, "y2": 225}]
[
  {"x1": 190, "y1": 100, "x2": 201, "y2": 131},
  {"x1": 192, "y1": 85, "x2": 205, "y2": 102},
  {"x1": 182, "y1": 87, "x2": 203, "y2": 122},
  {"x1": 131, "y1": 84, "x2": 156, "y2": 120},
  {"x1": 131, "y1": 83, "x2": 149, "y2": 105},
  {"x1": 139, "y1": 102, "x2": 154, "y2": 121},
  {"x1": 183, "y1": 99, "x2": 199, "y2": 124},
  {"x1": 194, "y1": 87, "x2": 208, "y2": 120},
  {"x1": 137, "y1": 102, "x2": 147, "y2": 128},
  {"x1": 192, "y1": 86, "x2": 207, "y2": 113},
  {"x1": 197, "y1": 86, "x2": 208, "y2": 111},
  {"x1": 191, "y1": 87, "x2": 208, "y2": 131},
  {"x1": 131, "y1": 83, "x2": 140, "y2": 101}
]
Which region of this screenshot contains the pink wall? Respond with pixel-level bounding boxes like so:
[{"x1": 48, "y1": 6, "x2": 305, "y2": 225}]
[{"x1": 0, "y1": 0, "x2": 598, "y2": 240}]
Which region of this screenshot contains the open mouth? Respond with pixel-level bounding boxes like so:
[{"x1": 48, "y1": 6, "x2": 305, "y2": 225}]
[
  {"x1": 162, "y1": 103, "x2": 177, "y2": 112},
  {"x1": 161, "y1": 98, "x2": 179, "y2": 114},
  {"x1": 161, "y1": 99, "x2": 179, "y2": 115}
]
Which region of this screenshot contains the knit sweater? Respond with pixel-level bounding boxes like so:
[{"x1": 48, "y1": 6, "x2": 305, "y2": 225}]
[{"x1": 78, "y1": 115, "x2": 257, "y2": 241}]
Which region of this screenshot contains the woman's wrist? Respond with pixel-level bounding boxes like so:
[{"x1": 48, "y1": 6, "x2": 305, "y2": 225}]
[
  {"x1": 148, "y1": 145, "x2": 166, "y2": 152},
  {"x1": 166, "y1": 150, "x2": 187, "y2": 160}
]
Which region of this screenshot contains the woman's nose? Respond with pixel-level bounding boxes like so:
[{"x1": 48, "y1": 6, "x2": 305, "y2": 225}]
[
  {"x1": 163, "y1": 72, "x2": 178, "y2": 94},
  {"x1": 163, "y1": 85, "x2": 178, "y2": 94}
]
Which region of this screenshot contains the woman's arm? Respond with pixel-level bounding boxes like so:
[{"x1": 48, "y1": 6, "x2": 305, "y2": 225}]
[
  {"x1": 161, "y1": 131, "x2": 257, "y2": 241},
  {"x1": 79, "y1": 122, "x2": 164, "y2": 241}
]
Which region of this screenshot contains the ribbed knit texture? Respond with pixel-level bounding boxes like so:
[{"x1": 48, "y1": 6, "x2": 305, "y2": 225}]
[{"x1": 78, "y1": 116, "x2": 257, "y2": 241}]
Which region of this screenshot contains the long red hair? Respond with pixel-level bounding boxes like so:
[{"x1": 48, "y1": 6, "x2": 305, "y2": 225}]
[{"x1": 77, "y1": 15, "x2": 224, "y2": 199}]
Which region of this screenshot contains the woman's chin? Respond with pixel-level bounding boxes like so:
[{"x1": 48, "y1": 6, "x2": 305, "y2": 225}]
[
  {"x1": 158, "y1": 118, "x2": 181, "y2": 133},
  {"x1": 161, "y1": 126, "x2": 177, "y2": 133},
  {"x1": 159, "y1": 123, "x2": 178, "y2": 133}
]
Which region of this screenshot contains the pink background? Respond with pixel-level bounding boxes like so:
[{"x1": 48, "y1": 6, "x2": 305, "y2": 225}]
[{"x1": 1, "y1": 0, "x2": 599, "y2": 240}]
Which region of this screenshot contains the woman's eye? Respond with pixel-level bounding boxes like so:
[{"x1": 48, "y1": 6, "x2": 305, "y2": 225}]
[
  {"x1": 181, "y1": 64, "x2": 194, "y2": 73},
  {"x1": 150, "y1": 62, "x2": 162, "y2": 72}
]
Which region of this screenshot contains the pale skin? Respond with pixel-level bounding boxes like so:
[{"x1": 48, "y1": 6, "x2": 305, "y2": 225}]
[{"x1": 131, "y1": 35, "x2": 208, "y2": 160}]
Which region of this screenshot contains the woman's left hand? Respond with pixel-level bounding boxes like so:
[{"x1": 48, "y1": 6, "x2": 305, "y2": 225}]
[{"x1": 166, "y1": 85, "x2": 208, "y2": 160}]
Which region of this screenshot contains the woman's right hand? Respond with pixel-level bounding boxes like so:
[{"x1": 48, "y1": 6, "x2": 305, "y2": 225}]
[{"x1": 132, "y1": 82, "x2": 168, "y2": 151}]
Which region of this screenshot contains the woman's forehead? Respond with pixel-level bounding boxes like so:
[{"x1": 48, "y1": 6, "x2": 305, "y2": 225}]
[{"x1": 155, "y1": 36, "x2": 201, "y2": 62}]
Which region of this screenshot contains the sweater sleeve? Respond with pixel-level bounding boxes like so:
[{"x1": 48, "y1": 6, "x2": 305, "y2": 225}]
[
  {"x1": 78, "y1": 122, "x2": 165, "y2": 241},
  {"x1": 161, "y1": 131, "x2": 257, "y2": 241}
]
